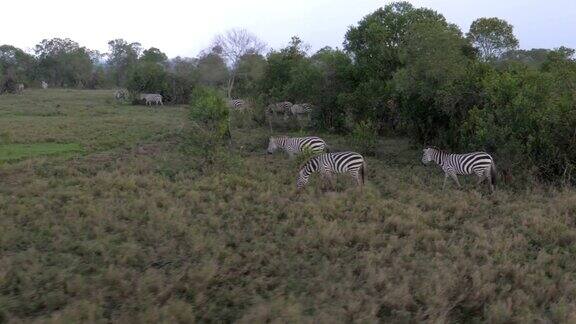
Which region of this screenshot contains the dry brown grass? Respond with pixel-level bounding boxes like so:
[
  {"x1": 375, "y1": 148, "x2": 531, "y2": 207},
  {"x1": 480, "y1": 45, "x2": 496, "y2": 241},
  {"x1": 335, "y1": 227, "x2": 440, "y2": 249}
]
[{"x1": 1, "y1": 90, "x2": 576, "y2": 322}]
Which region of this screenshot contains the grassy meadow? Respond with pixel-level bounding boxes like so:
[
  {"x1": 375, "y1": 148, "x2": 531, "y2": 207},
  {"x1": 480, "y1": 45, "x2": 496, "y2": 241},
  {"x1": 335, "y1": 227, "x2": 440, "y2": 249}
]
[{"x1": 1, "y1": 90, "x2": 576, "y2": 322}]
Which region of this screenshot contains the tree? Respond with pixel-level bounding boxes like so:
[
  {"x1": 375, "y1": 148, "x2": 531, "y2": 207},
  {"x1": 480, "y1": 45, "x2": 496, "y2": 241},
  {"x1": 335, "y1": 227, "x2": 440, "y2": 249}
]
[
  {"x1": 467, "y1": 17, "x2": 519, "y2": 61},
  {"x1": 0, "y1": 45, "x2": 35, "y2": 83},
  {"x1": 196, "y1": 49, "x2": 229, "y2": 89},
  {"x1": 232, "y1": 53, "x2": 266, "y2": 98},
  {"x1": 344, "y1": 1, "x2": 447, "y2": 81},
  {"x1": 212, "y1": 29, "x2": 266, "y2": 98},
  {"x1": 393, "y1": 20, "x2": 473, "y2": 144},
  {"x1": 140, "y1": 47, "x2": 168, "y2": 65},
  {"x1": 259, "y1": 36, "x2": 309, "y2": 102},
  {"x1": 106, "y1": 39, "x2": 141, "y2": 86},
  {"x1": 35, "y1": 38, "x2": 95, "y2": 87}
]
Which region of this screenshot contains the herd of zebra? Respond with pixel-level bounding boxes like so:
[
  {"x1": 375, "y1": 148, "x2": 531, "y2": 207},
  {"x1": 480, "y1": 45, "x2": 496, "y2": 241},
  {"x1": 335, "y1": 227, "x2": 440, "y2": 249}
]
[
  {"x1": 228, "y1": 99, "x2": 313, "y2": 118},
  {"x1": 108, "y1": 91, "x2": 497, "y2": 192},
  {"x1": 267, "y1": 136, "x2": 497, "y2": 193},
  {"x1": 114, "y1": 89, "x2": 164, "y2": 106}
]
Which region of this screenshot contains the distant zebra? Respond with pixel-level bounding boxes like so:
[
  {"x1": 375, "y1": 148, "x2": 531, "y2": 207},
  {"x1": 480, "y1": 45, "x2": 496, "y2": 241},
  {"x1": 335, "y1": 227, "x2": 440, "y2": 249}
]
[
  {"x1": 228, "y1": 99, "x2": 247, "y2": 111},
  {"x1": 16, "y1": 83, "x2": 24, "y2": 93},
  {"x1": 41, "y1": 81, "x2": 48, "y2": 89},
  {"x1": 421, "y1": 147, "x2": 497, "y2": 192},
  {"x1": 267, "y1": 136, "x2": 327, "y2": 158},
  {"x1": 140, "y1": 93, "x2": 163, "y2": 106},
  {"x1": 297, "y1": 151, "x2": 366, "y2": 191},
  {"x1": 114, "y1": 89, "x2": 128, "y2": 101},
  {"x1": 290, "y1": 103, "x2": 313, "y2": 116},
  {"x1": 266, "y1": 101, "x2": 292, "y2": 116}
]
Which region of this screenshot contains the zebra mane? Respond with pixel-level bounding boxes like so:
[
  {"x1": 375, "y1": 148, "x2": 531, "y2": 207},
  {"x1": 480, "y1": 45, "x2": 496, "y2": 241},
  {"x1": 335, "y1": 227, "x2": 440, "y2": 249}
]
[{"x1": 428, "y1": 146, "x2": 447, "y2": 154}]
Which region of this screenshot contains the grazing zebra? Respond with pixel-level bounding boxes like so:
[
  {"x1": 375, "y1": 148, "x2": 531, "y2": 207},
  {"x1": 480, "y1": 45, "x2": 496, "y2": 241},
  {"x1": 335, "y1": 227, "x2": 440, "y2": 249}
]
[
  {"x1": 41, "y1": 81, "x2": 48, "y2": 89},
  {"x1": 296, "y1": 151, "x2": 366, "y2": 191},
  {"x1": 267, "y1": 136, "x2": 327, "y2": 158},
  {"x1": 16, "y1": 83, "x2": 24, "y2": 93},
  {"x1": 266, "y1": 101, "x2": 292, "y2": 116},
  {"x1": 421, "y1": 147, "x2": 497, "y2": 192},
  {"x1": 228, "y1": 99, "x2": 247, "y2": 111},
  {"x1": 290, "y1": 103, "x2": 313, "y2": 116},
  {"x1": 114, "y1": 89, "x2": 128, "y2": 101},
  {"x1": 140, "y1": 93, "x2": 163, "y2": 106}
]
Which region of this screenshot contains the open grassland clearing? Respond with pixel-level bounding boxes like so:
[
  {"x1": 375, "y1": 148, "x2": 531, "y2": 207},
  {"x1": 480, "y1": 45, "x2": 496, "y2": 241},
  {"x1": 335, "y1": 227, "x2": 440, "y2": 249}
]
[{"x1": 1, "y1": 90, "x2": 576, "y2": 322}]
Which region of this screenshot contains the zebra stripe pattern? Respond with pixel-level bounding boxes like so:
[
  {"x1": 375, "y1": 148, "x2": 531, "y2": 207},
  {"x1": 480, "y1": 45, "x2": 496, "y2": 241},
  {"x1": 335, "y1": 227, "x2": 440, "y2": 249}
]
[
  {"x1": 297, "y1": 151, "x2": 366, "y2": 190},
  {"x1": 290, "y1": 103, "x2": 313, "y2": 115},
  {"x1": 228, "y1": 99, "x2": 246, "y2": 111},
  {"x1": 114, "y1": 89, "x2": 127, "y2": 101},
  {"x1": 421, "y1": 147, "x2": 496, "y2": 192},
  {"x1": 267, "y1": 136, "x2": 327, "y2": 157},
  {"x1": 140, "y1": 93, "x2": 163, "y2": 106},
  {"x1": 267, "y1": 101, "x2": 293, "y2": 115}
]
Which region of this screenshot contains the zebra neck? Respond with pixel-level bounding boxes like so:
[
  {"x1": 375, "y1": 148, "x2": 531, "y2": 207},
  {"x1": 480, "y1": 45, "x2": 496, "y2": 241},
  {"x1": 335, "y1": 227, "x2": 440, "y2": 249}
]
[{"x1": 434, "y1": 151, "x2": 447, "y2": 166}]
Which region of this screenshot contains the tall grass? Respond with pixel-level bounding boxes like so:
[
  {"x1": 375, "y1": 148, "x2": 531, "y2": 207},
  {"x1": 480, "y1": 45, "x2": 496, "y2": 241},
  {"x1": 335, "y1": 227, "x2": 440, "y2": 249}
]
[{"x1": 1, "y1": 90, "x2": 576, "y2": 322}]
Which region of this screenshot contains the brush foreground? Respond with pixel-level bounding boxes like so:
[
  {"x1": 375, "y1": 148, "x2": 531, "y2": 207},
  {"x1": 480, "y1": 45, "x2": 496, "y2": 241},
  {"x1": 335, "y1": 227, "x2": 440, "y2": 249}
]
[{"x1": 1, "y1": 90, "x2": 576, "y2": 322}]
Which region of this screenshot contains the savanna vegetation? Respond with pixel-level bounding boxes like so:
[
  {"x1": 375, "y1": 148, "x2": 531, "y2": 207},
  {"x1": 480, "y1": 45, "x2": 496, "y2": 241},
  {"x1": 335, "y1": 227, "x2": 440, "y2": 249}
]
[{"x1": 2, "y1": 1, "x2": 576, "y2": 322}]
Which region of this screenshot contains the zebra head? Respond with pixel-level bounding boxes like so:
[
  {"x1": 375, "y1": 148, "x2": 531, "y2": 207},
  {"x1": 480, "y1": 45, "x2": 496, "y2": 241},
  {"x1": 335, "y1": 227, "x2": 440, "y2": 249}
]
[
  {"x1": 267, "y1": 137, "x2": 278, "y2": 154},
  {"x1": 296, "y1": 167, "x2": 310, "y2": 191},
  {"x1": 422, "y1": 147, "x2": 435, "y2": 164}
]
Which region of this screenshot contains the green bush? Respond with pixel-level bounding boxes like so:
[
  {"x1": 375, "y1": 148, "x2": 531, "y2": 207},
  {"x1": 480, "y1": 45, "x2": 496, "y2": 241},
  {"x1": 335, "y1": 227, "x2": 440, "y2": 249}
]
[
  {"x1": 187, "y1": 87, "x2": 231, "y2": 165},
  {"x1": 461, "y1": 63, "x2": 576, "y2": 184},
  {"x1": 349, "y1": 120, "x2": 378, "y2": 156}
]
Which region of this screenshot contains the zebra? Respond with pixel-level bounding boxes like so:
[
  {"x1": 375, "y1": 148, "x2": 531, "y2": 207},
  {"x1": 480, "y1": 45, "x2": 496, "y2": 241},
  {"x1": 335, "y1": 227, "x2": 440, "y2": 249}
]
[
  {"x1": 41, "y1": 81, "x2": 48, "y2": 89},
  {"x1": 421, "y1": 147, "x2": 497, "y2": 192},
  {"x1": 140, "y1": 93, "x2": 163, "y2": 106},
  {"x1": 114, "y1": 89, "x2": 128, "y2": 101},
  {"x1": 290, "y1": 103, "x2": 313, "y2": 116},
  {"x1": 228, "y1": 99, "x2": 247, "y2": 111},
  {"x1": 266, "y1": 101, "x2": 292, "y2": 117},
  {"x1": 16, "y1": 83, "x2": 24, "y2": 93},
  {"x1": 267, "y1": 136, "x2": 327, "y2": 158},
  {"x1": 296, "y1": 151, "x2": 366, "y2": 191}
]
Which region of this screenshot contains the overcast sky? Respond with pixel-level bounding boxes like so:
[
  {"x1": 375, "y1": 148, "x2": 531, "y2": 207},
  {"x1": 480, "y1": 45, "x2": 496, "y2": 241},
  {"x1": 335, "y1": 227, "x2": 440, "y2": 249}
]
[{"x1": 2, "y1": 0, "x2": 575, "y2": 57}]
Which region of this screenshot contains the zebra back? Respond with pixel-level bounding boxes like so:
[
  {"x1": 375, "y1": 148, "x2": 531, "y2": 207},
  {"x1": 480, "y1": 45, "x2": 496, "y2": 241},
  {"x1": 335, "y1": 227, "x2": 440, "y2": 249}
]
[{"x1": 297, "y1": 151, "x2": 365, "y2": 189}]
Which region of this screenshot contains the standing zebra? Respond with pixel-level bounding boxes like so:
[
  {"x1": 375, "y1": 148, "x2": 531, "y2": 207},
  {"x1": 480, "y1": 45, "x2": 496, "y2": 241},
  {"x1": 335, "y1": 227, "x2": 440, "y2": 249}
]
[
  {"x1": 267, "y1": 136, "x2": 327, "y2": 158},
  {"x1": 114, "y1": 89, "x2": 128, "y2": 101},
  {"x1": 290, "y1": 103, "x2": 313, "y2": 116},
  {"x1": 266, "y1": 101, "x2": 292, "y2": 117},
  {"x1": 296, "y1": 151, "x2": 366, "y2": 191},
  {"x1": 41, "y1": 81, "x2": 48, "y2": 89},
  {"x1": 421, "y1": 147, "x2": 497, "y2": 192},
  {"x1": 228, "y1": 99, "x2": 247, "y2": 111},
  {"x1": 140, "y1": 93, "x2": 163, "y2": 106}
]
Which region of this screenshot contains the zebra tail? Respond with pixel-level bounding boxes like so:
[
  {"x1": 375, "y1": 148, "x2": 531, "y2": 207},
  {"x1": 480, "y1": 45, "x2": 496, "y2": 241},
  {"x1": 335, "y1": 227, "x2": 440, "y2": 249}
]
[
  {"x1": 325, "y1": 144, "x2": 330, "y2": 153},
  {"x1": 490, "y1": 162, "x2": 497, "y2": 186}
]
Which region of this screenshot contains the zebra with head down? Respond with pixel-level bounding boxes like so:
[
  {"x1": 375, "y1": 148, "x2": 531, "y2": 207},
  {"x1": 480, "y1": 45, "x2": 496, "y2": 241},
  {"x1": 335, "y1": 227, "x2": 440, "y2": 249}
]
[
  {"x1": 228, "y1": 99, "x2": 247, "y2": 111},
  {"x1": 296, "y1": 151, "x2": 366, "y2": 191},
  {"x1": 266, "y1": 101, "x2": 292, "y2": 118},
  {"x1": 267, "y1": 136, "x2": 327, "y2": 159},
  {"x1": 114, "y1": 89, "x2": 128, "y2": 101}
]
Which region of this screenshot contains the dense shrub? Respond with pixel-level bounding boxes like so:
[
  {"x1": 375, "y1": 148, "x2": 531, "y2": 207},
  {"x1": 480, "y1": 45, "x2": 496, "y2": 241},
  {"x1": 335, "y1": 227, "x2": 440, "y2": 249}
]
[
  {"x1": 462, "y1": 62, "x2": 576, "y2": 184},
  {"x1": 186, "y1": 87, "x2": 231, "y2": 164}
]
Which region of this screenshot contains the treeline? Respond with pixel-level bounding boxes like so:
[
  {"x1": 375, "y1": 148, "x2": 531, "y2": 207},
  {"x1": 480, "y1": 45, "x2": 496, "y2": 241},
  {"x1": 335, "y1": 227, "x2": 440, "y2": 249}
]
[{"x1": 2, "y1": 1, "x2": 576, "y2": 184}]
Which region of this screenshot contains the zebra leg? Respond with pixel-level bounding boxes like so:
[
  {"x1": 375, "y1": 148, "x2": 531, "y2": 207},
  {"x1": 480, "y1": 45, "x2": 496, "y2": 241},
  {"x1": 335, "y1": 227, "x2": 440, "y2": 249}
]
[
  {"x1": 450, "y1": 172, "x2": 462, "y2": 188},
  {"x1": 443, "y1": 174, "x2": 449, "y2": 190},
  {"x1": 487, "y1": 170, "x2": 495, "y2": 193}
]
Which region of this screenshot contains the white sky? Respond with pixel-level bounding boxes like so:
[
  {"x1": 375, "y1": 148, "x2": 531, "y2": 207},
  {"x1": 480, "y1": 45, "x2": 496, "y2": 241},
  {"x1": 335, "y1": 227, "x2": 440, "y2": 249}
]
[{"x1": 2, "y1": 0, "x2": 575, "y2": 58}]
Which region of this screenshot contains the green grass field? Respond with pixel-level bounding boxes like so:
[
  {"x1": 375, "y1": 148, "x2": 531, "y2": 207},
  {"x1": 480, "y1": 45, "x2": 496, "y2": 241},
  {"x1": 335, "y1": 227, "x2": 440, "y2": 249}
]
[{"x1": 1, "y1": 90, "x2": 576, "y2": 322}]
